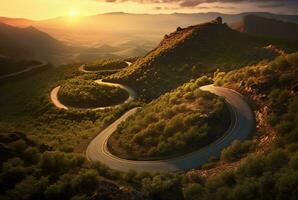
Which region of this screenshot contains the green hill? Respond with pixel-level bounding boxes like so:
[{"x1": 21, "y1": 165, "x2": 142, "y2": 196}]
[
  {"x1": 106, "y1": 17, "x2": 295, "y2": 100},
  {"x1": 108, "y1": 76, "x2": 230, "y2": 160},
  {"x1": 106, "y1": 18, "x2": 294, "y2": 99},
  {"x1": 58, "y1": 79, "x2": 129, "y2": 108}
]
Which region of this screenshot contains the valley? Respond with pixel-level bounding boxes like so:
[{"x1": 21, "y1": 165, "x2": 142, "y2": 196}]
[{"x1": 0, "y1": 10, "x2": 298, "y2": 200}]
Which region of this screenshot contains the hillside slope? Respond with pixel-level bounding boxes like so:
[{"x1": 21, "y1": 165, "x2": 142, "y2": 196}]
[
  {"x1": 1, "y1": 12, "x2": 298, "y2": 48},
  {"x1": 0, "y1": 23, "x2": 69, "y2": 62},
  {"x1": 234, "y1": 14, "x2": 298, "y2": 41},
  {"x1": 106, "y1": 17, "x2": 291, "y2": 100},
  {"x1": 0, "y1": 56, "x2": 43, "y2": 77},
  {"x1": 108, "y1": 76, "x2": 229, "y2": 160}
]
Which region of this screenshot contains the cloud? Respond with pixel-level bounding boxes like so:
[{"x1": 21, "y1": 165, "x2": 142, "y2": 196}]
[
  {"x1": 94, "y1": 0, "x2": 298, "y2": 10},
  {"x1": 258, "y1": 2, "x2": 285, "y2": 8},
  {"x1": 177, "y1": 0, "x2": 295, "y2": 8},
  {"x1": 212, "y1": 5, "x2": 236, "y2": 9}
]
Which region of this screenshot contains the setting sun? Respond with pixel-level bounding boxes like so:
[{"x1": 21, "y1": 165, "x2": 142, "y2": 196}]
[
  {"x1": 0, "y1": 1, "x2": 298, "y2": 199},
  {"x1": 68, "y1": 8, "x2": 79, "y2": 17}
]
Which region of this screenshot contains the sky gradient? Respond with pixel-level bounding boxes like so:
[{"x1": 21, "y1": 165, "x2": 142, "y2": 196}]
[{"x1": 0, "y1": 0, "x2": 297, "y2": 20}]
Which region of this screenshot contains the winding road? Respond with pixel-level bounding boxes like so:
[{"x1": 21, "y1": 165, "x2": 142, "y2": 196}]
[
  {"x1": 86, "y1": 85, "x2": 254, "y2": 172},
  {"x1": 79, "y1": 61, "x2": 132, "y2": 73},
  {"x1": 51, "y1": 59, "x2": 254, "y2": 172},
  {"x1": 50, "y1": 80, "x2": 137, "y2": 110},
  {"x1": 0, "y1": 61, "x2": 48, "y2": 80},
  {"x1": 51, "y1": 61, "x2": 135, "y2": 110}
]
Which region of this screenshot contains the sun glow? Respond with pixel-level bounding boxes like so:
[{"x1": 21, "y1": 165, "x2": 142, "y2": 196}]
[{"x1": 68, "y1": 8, "x2": 79, "y2": 17}]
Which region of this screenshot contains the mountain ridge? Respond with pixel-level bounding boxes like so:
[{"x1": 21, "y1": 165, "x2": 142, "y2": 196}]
[
  {"x1": 0, "y1": 22, "x2": 70, "y2": 62},
  {"x1": 233, "y1": 14, "x2": 298, "y2": 41},
  {"x1": 105, "y1": 17, "x2": 289, "y2": 100}
]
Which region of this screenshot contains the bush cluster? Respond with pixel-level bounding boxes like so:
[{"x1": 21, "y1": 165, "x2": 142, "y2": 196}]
[
  {"x1": 109, "y1": 76, "x2": 230, "y2": 159},
  {"x1": 84, "y1": 59, "x2": 128, "y2": 71},
  {"x1": 58, "y1": 78, "x2": 129, "y2": 108}
]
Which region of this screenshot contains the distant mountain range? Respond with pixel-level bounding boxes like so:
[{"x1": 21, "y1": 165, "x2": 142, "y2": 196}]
[
  {"x1": 1, "y1": 12, "x2": 298, "y2": 65},
  {"x1": 233, "y1": 14, "x2": 298, "y2": 41},
  {"x1": 1, "y1": 12, "x2": 297, "y2": 49},
  {"x1": 0, "y1": 22, "x2": 147, "y2": 64},
  {"x1": 0, "y1": 22, "x2": 69, "y2": 62}
]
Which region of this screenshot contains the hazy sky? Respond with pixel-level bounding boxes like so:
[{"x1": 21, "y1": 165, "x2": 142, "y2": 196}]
[{"x1": 0, "y1": 0, "x2": 297, "y2": 20}]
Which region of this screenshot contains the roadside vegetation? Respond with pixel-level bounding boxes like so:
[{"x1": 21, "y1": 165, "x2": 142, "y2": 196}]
[
  {"x1": 106, "y1": 19, "x2": 297, "y2": 100},
  {"x1": 109, "y1": 76, "x2": 231, "y2": 160},
  {"x1": 84, "y1": 59, "x2": 128, "y2": 71},
  {"x1": 0, "y1": 58, "x2": 145, "y2": 199},
  {"x1": 127, "y1": 53, "x2": 298, "y2": 200},
  {"x1": 0, "y1": 132, "x2": 149, "y2": 200},
  {"x1": 0, "y1": 61, "x2": 140, "y2": 152},
  {"x1": 0, "y1": 17, "x2": 297, "y2": 199},
  {"x1": 58, "y1": 79, "x2": 129, "y2": 108},
  {"x1": 0, "y1": 57, "x2": 42, "y2": 76}
]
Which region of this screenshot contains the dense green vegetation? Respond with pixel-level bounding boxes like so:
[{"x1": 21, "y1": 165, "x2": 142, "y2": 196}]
[
  {"x1": 84, "y1": 59, "x2": 128, "y2": 71},
  {"x1": 1, "y1": 17, "x2": 298, "y2": 199},
  {"x1": 0, "y1": 62, "x2": 140, "y2": 152},
  {"x1": 0, "y1": 58, "x2": 145, "y2": 200},
  {"x1": 0, "y1": 132, "x2": 149, "y2": 200},
  {"x1": 106, "y1": 19, "x2": 297, "y2": 100},
  {"x1": 58, "y1": 79, "x2": 129, "y2": 108},
  {"x1": 140, "y1": 150, "x2": 298, "y2": 200},
  {"x1": 109, "y1": 76, "x2": 230, "y2": 160},
  {"x1": 0, "y1": 57, "x2": 42, "y2": 76},
  {"x1": 137, "y1": 53, "x2": 298, "y2": 200}
]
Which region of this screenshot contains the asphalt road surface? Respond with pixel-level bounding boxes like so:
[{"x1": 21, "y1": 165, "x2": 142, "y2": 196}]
[
  {"x1": 0, "y1": 61, "x2": 48, "y2": 80},
  {"x1": 50, "y1": 79, "x2": 136, "y2": 110},
  {"x1": 78, "y1": 61, "x2": 131, "y2": 73},
  {"x1": 51, "y1": 60, "x2": 135, "y2": 110},
  {"x1": 86, "y1": 85, "x2": 254, "y2": 172}
]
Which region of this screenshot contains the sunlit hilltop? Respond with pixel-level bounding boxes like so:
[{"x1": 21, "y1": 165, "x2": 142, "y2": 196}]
[{"x1": 0, "y1": 1, "x2": 298, "y2": 200}]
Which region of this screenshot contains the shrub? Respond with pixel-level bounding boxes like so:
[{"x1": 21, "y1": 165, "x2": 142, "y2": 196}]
[
  {"x1": 109, "y1": 78, "x2": 228, "y2": 159},
  {"x1": 142, "y1": 173, "x2": 182, "y2": 200},
  {"x1": 289, "y1": 153, "x2": 298, "y2": 171},
  {"x1": 22, "y1": 147, "x2": 40, "y2": 164},
  {"x1": 265, "y1": 150, "x2": 288, "y2": 171},
  {"x1": 276, "y1": 121, "x2": 295, "y2": 135},
  {"x1": 276, "y1": 172, "x2": 298, "y2": 200},
  {"x1": 221, "y1": 140, "x2": 253, "y2": 162},
  {"x1": 58, "y1": 79, "x2": 129, "y2": 108},
  {"x1": 238, "y1": 156, "x2": 266, "y2": 177},
  {"x1": 183, "y1": 183, "x2": 204, "y2": 200},
  {"x1": 71, "y1": 170, "x2": 99, "y2": 195},
  {"x1": 8, "y1": 140, "x2": 27, "y2": 154},
  {"x1": 230, "y1": 181, "x2": 260, "y2": 200},
  {"x1": 39, "y1": 151, "x2": 84, "y2": 176},
  {"x1": 8, "y1": 176, "x2": 48, "y2": 200}
]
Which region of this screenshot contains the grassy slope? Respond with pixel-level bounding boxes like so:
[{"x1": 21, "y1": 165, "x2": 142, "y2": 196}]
[
  {"x1": 0, "y1": 57, "x2": 41, "y2": 76},
  {"x1": 0, "y1": 60, "x2": 144, "y2": 200},
  {"x1": 106, "y1": 19, "x2": 296, "y2": 100},
  {"x1": 108, "y1": 76, "x2": 230, "y2": 160},
  {"x1": 137, "y1": 53, "x2": 298, "y2": 200},
  {"x1": 0, "y1": 64, "x2": 138, "y2": 152},
  {"x1": 58, "y1": 79, "x2": 129, "y2": 108},
  {"x1": 84, "y1": 59, "x2": 128, "y2": 71}
]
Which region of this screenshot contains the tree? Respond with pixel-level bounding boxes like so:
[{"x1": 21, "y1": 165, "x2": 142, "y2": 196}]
[
  {"x1": 142, "y1": 173, "x2": 183, "y2": 200},
  {"x1": 71, "y1": 170, "x2": 99, "y2": 195},
  {"x1": 265, "y1": 150, "x2": 288, "y2": 171},
  {"x1": 289, "y1": 153, "x2": 298, "y2": 171},
  {"x1": 183, "y1": 183, "x2": 204, "y2": 200},
  {"x1": 8, "y1": 176, "x2": 48, "y2": 200},
  {"x1": 276, "y1": 172, "x2": 298, "y2": 200}
]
